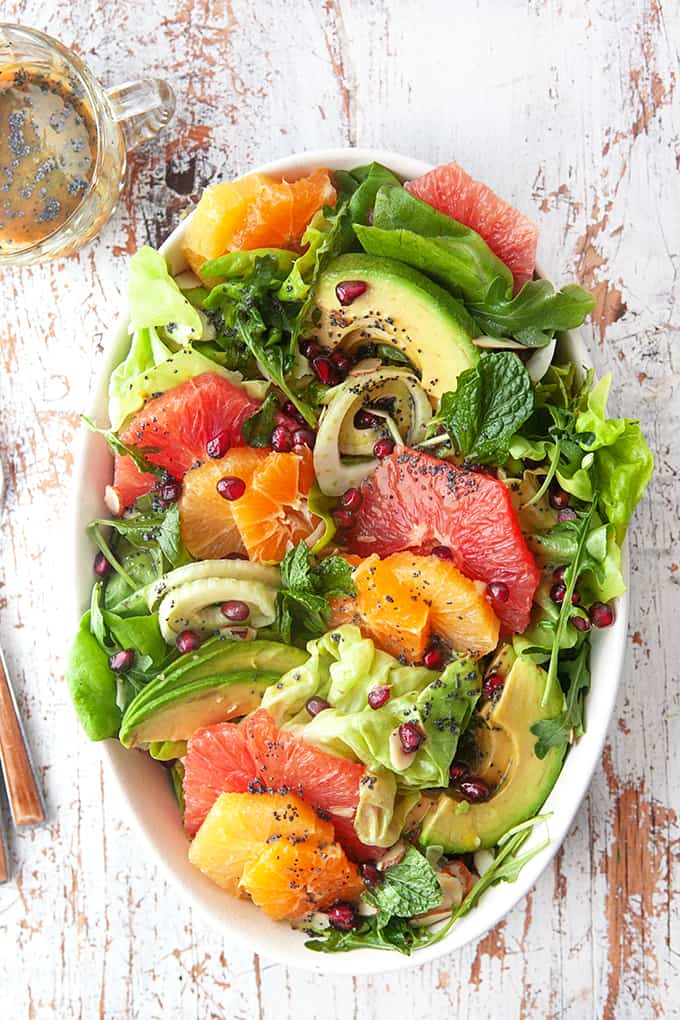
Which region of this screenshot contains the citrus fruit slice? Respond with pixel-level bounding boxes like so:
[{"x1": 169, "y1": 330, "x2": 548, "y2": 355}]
[
  {"x1": 180, "y1": 445, "x2": 318, "y2": 563},
  {"x1": 345, "y1": 447, "x2": 540, "y2": 635},
  {"x1": 349, "y1": 552, "x2": 500, "y2": 661},
  {"x1": 110, "y1": 373, "x2": 260, "y2": 511},
  {"x1": 240, "y1": 836, "x2": 364, "y2": 921},
  {"x1": 183, "y1": 709, "x2": 365, "y2": 839},
  {"x1": 183, "y1": 169, "x2": 336, "y2": 276},
  {"x1": 188, "y1": 791, "x2": 333, "y2": 894},
  {"x1": 405, "y1": 162, "x2": 538, "y2": 287}
]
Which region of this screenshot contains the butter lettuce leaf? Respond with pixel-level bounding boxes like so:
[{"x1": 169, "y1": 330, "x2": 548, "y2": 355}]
[{"x1": 128, "y1": 246, "x2": 203, "y2": 337}]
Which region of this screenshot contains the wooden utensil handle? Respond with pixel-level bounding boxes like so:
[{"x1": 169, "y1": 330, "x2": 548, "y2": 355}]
[{"x1": 0, "y1": 654, "x2": 45, "y2": 826}]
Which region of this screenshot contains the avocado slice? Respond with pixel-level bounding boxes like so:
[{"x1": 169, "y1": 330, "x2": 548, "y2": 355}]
[
  {"x1": 308, "y1": 253, "x2": 479, "y2": 402},
  {"x1": 120, "y1": 670, "x2": 280, "y2": 747},
  {"x1": 419, "y1": 658, "x2": 566, "y2": 852},
  {"x1": 120, "y1": 640, "x2": 308, "y2": 747}
]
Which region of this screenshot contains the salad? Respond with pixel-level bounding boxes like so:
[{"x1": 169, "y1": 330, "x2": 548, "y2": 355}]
[{"x1": 66, "y1": 158, "x2": 652, "y2": 955}]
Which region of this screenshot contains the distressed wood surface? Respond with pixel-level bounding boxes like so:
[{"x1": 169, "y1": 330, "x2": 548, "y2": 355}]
[{"x1": 0, "y1": 1, "x2": 678, "y2": 1017}]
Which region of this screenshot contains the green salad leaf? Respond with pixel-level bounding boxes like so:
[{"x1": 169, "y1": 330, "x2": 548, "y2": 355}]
[
  {"x1": 273, "y1": 543, "x2": 356, "y2": 645},
  {"x1": 435, "y1": 352, "x2": 534, "y2": 463},
  {"x1": 65, "y1": 611, "x2": 122, "y2": 740},
  {"x1": 531, "y1": 640, "x2": 591, "y2": 758},
  {"x1": 365, "y1": 847, "x2": 442, "y2": 919},
  {"x1": 241, "y1": 391, "x2": 279, "y2": 448},
  {"x1": 128, "y1": 246, "x2": 203, "y2": 337}
]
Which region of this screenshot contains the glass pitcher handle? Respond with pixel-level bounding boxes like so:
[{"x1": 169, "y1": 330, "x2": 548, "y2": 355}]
[{"x1": 106, "y1": 79, "x2": 176, "y2": 149}]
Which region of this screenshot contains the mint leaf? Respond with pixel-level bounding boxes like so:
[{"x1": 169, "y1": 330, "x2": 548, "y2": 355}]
[
  {"x1": 366, "y1": 847, "x2": 442, "y2": 919},
  {"x1": 316, "y1": 555, "x2": 355, "y2": 598},
  {"x1": 437, "y1": 352, "x2": 534, "y2": 464},
  {"x1": 276, "y1": 543, "x2": 356, "y2": 645},
  {"x1": 242, "y1": 391, "x2": 279, "y2": 448}
]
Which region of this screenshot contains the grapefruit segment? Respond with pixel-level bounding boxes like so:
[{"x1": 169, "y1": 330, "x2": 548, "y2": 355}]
[
  {"x1": 188, "y1": 791, "x2": 334, "y2": 895},
  {"x1": 405, "y1": 162, "x2": 538, "y2": 287},
  {"x1": 346, "y1": 447, "x2": 540, "y2": 635}
]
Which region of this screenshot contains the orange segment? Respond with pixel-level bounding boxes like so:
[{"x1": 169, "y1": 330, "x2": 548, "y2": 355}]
[
  {"x1": 183, "y1": 169, "x2": 336, "y2": 276},
  {"x1": 355, "y1": 555, "x2": 431, "y2": 662},
  {"x1": 240, "y1": 837, "x2": 364, "y2": 921},
  {"x1": 188, "y1": 791, "x2": 334, "y2": 895},
  {"x1": 179, "y1": 447, "x2": 267, "y2": 560},
  {"x1": 253, "y1": 449, "x2": 302, "y2": 506}
]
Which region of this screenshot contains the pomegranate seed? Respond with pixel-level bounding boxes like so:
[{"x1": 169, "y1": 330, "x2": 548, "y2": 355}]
[
  {"x1": 590, "y1": 601, "x2": 615, "y2": 628},
  {"x1": 176, "y1": 630, "x2": 202, "y2": 654},
  {"x1": 282, "y1": 400, "x2": 306, "y2": 425},
  {"x1": 330, "y1": 351, "x2": 352, "y2": 377},
  {"x1": 558, "y1": 507, "x2": 578, "y2": 522},
  {"x1": 571, "y1": 589, "x2": 582, "y2": 606},
  {"x1": 216, "y1": 476, "x2": 246, "y2": 501},
  {"x1": 206, "y1": 430, "x2": 229, "y2": 459},
  {"x1": 354, "y1": 408, "x2": 380, "y2": 430},
  {"x1": 332, "y1": 508, "x2": 355, "y2": 530},
  {"x1": 340, "y1": 487, "x2": 362, "y2": 512},
  {"x1": 482, "y1": 672, "x2": 505, "y2": 699},
  {"x1": 299, "y1": 338, "x2": 320, "y2": 360},
  {"x1": 459, "y1": 778, "x2": 490, "y2": 803},
  {"x1": 306, "y1": 696, "x2": 330, "y2": 717},
  {"x1": 271, "y1": 425, "x2": 293, "y2": 452},
  {"x1": 553, "y1": 565, "x2": 567, "y2": 582},
  {"x1": 221, "y1": 600, "x2": 250, "y2": 622},
  {"x1": 292, "y1": 427, "x2": 316, "y2": 449},
  {"x1": 335, "y1": 280, "x2": 368, "y2": 306},
  {"x1": 231, "y1": 629, "x2": 250, "y2": 639},
  {"x1": 373, "y1": 438, "x2": 395, "y2": 459},
  {"x1": 359, "y1": 862, "x2": 382, "y2": 886},
  {"x1": 312, "y1": 355, "x2": 340, "y2": 386},
  {"x1": 549, "y1": 486, "x2": 570, "y2": 510},
  {"x1": 449, "y1": 761, "x2": 469, "y2": 783},
  {"x1": 93, "y1": 552, "x2": 111, "y2": 578},
  {"x1": 159, "y1": 477, "x2": 182, "y2": 503},
  {"x1": 432, "y1": 545, "x2": 453, "y2": 560},
  {"x1": 572, "y1": 614, "x2": 591, "y2": 632},
  {"x1": 109, "y1": 649, "x2": 135, "y2": 673},
  {"x1": 423, "y1": 647, "x2": 444, "y2": 670},
  {"x1": 328, "y1": 901, "x2": 357, "y2": 931},
  {"x1": 367, "y1": 685, "x2": 391, "y2": 709},
  {"x1": 224, "y1": 551, "x2": 248, "y2": 560},
  {"x1": 487, "y1": 581, "x2": 509, "y2": 603},
  {"x1": 399, "y1": 721, "x2": 425, "y2": 753},
  {"x1": 551, "y1": 582, "x2": 567, "y2": 605}
]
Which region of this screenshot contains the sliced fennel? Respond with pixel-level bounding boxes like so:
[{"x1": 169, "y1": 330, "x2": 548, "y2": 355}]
[{"x1": 157, "y1": 577, "x2": 278, "y2": 643}]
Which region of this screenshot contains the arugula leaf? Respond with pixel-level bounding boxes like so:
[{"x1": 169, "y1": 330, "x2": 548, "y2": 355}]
[
  {"x1": 435, "y1": 352, "x2": 534, "y2": 463},
  {"x1": 469, "y1": 278, "x2": 595, "y2": 346},
  {"x1": 275, "y1": 543, "x2": 356, "y2": 645},
  {"x1": 82, "y1": 415, "x2": 162, "y2": 479},
  {"x1": 241, "y1": 391, "x2": 279, "y2": 448},
  {"x1": 305, "y1": 914, "x2": 431, "y2": 956},
  {"x1": 532, "y1": 639, "x2": 591, "y2": 758},
  {"x1": 364, "y1": 847, "x2": 442, "y2": 919}
]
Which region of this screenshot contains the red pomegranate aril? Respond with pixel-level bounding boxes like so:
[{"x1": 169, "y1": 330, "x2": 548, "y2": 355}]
[
  {"x1": 282, "y1": 400, "x2": 306, "y2": 425},
  {"x1": 558, "y1": 507, "x2": 578, "y2": 522},
  {"x1": 109, "y1": 649, "x2": 135, "y2": 673},
  {"x1": 449, "y1": 761, "x2": 469, "y2": 783},
  {"x1": 549, "y1": 486, "x2": 570, "y2": 510},
  {"x1": 330, "y1": 351, "x2": 352, "y2": 377},
  {"x1": 354, "y1": 408, "x2": 380, "y2": 430},
  {"x1": 328, "y1": 901, "x2": 357, "y2": 931},
  {"x1": 206, "y1": 430, "x2": 229, "y2": 459},
  {"x1": 572, "y1": 614, "x2": 591, "y2": 633},
  {"x1": 399, "y1": 721, "x2": 425, "y2": 753},
  {"x1": 299, "y1": 338, "x2": 320, "y2": 360},
  {"x1": 571, "y1": 589, "x2": 582, "y2": 606},
  {"x1": 482, "y1": 672, "x2": 505, "y2": 700},
  {"x1": 335, "y1": 280, "x2": 368, "y2": 306},
  {"x1": 423, "y1": 647, "x2": 444, "y2": 670},
  {"x1": 176, "y1": 629, "x2": 202, "y2": 654},
  {"x1": 487, "y1": 580, "x2": 509, "y2": 604},
  {"x1": 292, "y1": 427, "x2": 316, "y2": 449},
  {"x1": 367, "y1": 685, "x2": 391, "y2": 710},
  {"x1": 553, "y1": 565, "x2": 567, "y2": 583},
  {"x1": 340, "y1": 487, "x2": 362, "y2": 512},
  {"x1": 590, "y1": 601, "x2": 615, "y2": 628},
  {"x1": 459, "y1": 778, "x2": 490, "y2": 803},
  {"x1": 232, "y1": 629, "x2": 250, "y2": 639},
  {"x1": 160, "y1": 477, "x2": 182, "y2": 503},
  {"x1": 359, "y1": 862, "x2": 382, "y2": 886},
  {"x1": 271, "y1": 425, "x2": 293, "y2": 453},
  {"x1": 550, "y1": 582, "x2": 567, "y2": 605},
  {"x1": 216, "y1": 476, "x2": 246, "y2": 501},
  {"x1": 312, "y1": 355, "x2": 340, "y2": 386},
  {"x1": 332, "y1": 508, "x2": 355, "y2": 530},
  {"x1": 432, "y1": 545, "x2": 453, "y2": 561},
  {"x1": 306, "y1": 696, "x2": 330, "y2": 717},
  {"x1": 373, "y1": 438, "x2": 395, "y2": 459},
  {"x1": 93, "y1": 552, "x2": 111, "y2": 578},
  {"x1": 221, "y1": 600, "x2": 250, "y2": 622}
]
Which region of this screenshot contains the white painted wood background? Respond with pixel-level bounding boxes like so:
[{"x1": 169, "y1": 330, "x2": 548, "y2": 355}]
[{"x1": 0, "y1": 1, "x2": 677, "y2": 1017}]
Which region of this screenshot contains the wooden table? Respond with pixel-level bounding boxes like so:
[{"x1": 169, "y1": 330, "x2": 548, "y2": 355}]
[{"x1": 0, "y1": 2, "x2": 677, "y2": 1017}]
